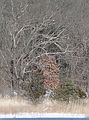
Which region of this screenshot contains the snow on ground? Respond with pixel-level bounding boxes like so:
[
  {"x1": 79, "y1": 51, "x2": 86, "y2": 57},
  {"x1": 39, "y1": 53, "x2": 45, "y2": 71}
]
[{"x1": 0, "y1": 113, "x2": 87, "y2": 118}]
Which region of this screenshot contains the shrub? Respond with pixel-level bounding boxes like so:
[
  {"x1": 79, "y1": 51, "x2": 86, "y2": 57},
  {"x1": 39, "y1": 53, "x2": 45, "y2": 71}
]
[
  {"x1": 51, "y1": 80, "x2": 86, "y2": 102},
  {"x1": 75, "y1": 87, "x2": 87, "y2": 98},
  {"x1": 19, "y1": 67, "x2": 46, "y2": 103}
]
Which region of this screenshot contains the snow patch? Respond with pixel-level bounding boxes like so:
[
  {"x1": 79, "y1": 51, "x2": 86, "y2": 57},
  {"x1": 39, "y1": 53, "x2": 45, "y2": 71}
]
[{"x1": 0, "y1": 113, "x2": 87, "y2": 118}]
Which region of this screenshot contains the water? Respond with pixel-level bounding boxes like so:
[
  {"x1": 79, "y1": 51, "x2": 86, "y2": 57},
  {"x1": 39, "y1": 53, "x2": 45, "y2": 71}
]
[
  {"x1": 0, "y1": 118, "x2": 89, "y2": 120},
  {"x1": 0, "y1": 113, "x2": 88, "y2": 120}
]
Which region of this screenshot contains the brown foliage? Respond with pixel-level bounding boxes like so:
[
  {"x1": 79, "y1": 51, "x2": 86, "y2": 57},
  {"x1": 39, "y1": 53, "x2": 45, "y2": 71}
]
[{"x1": 40, "y1": 54, "x2": 59, "y2": 90}]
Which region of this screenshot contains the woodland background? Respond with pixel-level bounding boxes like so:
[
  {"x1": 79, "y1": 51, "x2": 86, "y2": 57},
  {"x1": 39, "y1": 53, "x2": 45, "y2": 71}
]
[{"x1": 0, "y1": 0, "x2": 89, "y2": 102}]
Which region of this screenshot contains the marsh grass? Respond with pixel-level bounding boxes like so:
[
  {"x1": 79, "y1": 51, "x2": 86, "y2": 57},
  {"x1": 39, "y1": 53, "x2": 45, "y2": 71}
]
[{"x1": 0, "y1": 96, "x2": 88, "y2": 115}]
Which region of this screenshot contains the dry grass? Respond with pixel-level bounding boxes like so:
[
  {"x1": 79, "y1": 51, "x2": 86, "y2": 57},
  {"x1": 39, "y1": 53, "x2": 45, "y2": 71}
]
[{"x1": 0, "y1": 96, "x2": 89, "y2": 115}]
